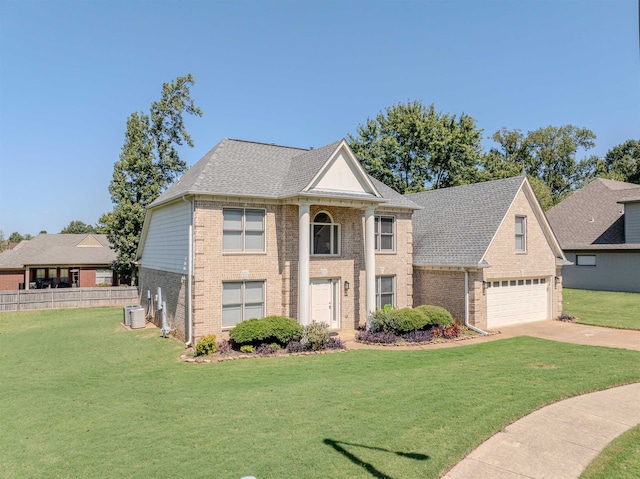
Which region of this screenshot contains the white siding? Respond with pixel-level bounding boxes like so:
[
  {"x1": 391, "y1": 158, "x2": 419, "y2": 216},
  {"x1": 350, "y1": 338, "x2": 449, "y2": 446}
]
[
  {"x1": 624, "y1": 203, "x2": 640, "y2": 244},
  {"x1": 140, "y1": 201, "x2": 191, "y2": 274}
]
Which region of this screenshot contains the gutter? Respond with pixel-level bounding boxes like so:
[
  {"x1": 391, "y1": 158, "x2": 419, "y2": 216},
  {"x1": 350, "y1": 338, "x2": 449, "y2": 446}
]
[{"x1": 464, "y1": 269, "x2": 489, "y2": 336}]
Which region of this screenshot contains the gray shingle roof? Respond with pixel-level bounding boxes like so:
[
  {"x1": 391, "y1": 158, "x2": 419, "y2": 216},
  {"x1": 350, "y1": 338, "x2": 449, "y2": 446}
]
[
  {"x1": 407, "y1": 176, "x2": 526, "y2": 267},
  {"x1": 546, "y1": 178, "x2": 640, "y2": 250},
  {"x1": 0, "y1": 234, "x2": 115, "y2": 269},
  {"x1": 150, "y1": 138, "x2": 420, "y2": 210}
]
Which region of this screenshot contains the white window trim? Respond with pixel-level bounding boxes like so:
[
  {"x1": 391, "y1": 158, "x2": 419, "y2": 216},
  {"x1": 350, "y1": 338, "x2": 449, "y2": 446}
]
[
  {"x1": 221, "y1": 280, "x2": 266, "y2": 329},
  {"x1": 375, "y1": 215, "x2": 395, "y2": 253},
  {"x1": 222, "y1": 207, "x2": 266, "y2": 253},
  {"x1": 576, "y1": 255, "x2": 596, "y2": 266},
  {"x1": 310, "y1": 211, "x2": 341, "y2": 256},
  {"x1": 515, "y1": 215, "x2": 527, "y2": 253},
  {"x1": 375, "y1": 275, "x2": 395, "y2": 309}
]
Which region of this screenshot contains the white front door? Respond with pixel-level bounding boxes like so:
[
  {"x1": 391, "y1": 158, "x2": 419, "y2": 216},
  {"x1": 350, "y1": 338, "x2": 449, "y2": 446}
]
[{"x1": 310, "y1": 279, "x2": 340, "y2": 329}]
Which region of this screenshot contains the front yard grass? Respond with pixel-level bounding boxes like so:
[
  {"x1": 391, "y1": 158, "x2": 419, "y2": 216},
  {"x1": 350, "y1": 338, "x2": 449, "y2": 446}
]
[
  {"x1": 563, "y1": 288, "x2": 640, "y2": 330},
  {"x1": 580, "y1": 424, "x2": 640, "y2": 478},
  {"x1": 1, "y1": 307, "x2": 640, "y2": 479}
]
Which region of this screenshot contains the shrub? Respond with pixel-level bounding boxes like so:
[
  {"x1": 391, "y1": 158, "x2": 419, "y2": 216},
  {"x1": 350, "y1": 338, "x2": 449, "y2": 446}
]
[
  {"x1": 395, "y1": 308, "x2": 430, "y2": 332},
  {"x1": 301, "y1": 321, "x2": 330, "y2": 351},
  {"x1": 195, "y1": 334, "x2": 218, "y2": 356},
  {"x1": 415, "y1": 305, "x2": 454, "y2": 327},
  {"x1": 400, "y1": 330, "x2": 432, "y2": 343},
  {"x1": 356, "y1": 329, "x2": 398, "y2": 344},
  {"x1": 370, "y1": 308, "x2": 402, "y2": 334},
  {"x1": 326, "y1": 336, "x2": 345, "y2": 349},
  {"x1": 217, "y1": 339, "x2": 233, "y2": 355},
  {"x1": 255, "y1": 343, "x2": 280, "y2": 355},
  {"x1": 442, "y1": 323, "x2": 460, "y2": 339},
  {"x1": 229, "y1": 316, "x2": 302, "y2": 346},
  {"x1": 371, "y1": 308, "x2": 429, "y2": 335},
  {"x1": 239, "y1": 345, "x2": 255, "y2": 354},
  {"x1": 286, "y1": 340, "x2": 306, "y2": 353}
]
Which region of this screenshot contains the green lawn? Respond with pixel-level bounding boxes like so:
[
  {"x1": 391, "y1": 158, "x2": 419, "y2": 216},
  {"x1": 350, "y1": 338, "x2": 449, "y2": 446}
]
[
  {"x1": 563, "y1": 288, "x2": 640, "y2": 330},
  {"x1": 1, "y1": 308, "x2": 640, "y2": 479},
  {"x1": 581, "y1": 424, "x2": 640, "y2": 479}
]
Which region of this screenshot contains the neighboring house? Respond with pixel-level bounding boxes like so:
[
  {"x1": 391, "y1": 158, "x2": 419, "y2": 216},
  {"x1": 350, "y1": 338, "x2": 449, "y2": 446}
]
[
  {"x1": 408, "y1": 176, "x2": 568, "y2": 330},
  {"x1": 136, "y1": 140, "x2": 567, "y2": 344},
  {"x1": 136, "y1": 139, "x2": 420, "y2": 343},
  {"x1": 0, "y1": 234, "x2": 119, "y2": 291},
  {"x1": 546, "y1": 178, "x2": 640, "y2": 293}
]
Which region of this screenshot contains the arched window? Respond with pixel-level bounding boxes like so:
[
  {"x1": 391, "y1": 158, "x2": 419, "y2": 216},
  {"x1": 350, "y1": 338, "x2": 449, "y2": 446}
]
[{"x1": 311, "y1": 211, "x2": 340, "y2": 255}]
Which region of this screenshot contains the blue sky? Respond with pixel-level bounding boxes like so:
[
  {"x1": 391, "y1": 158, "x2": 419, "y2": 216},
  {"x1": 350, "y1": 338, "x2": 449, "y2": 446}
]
[{"x1": 1, "y1": 0, "x2": 638, "y2": 236}]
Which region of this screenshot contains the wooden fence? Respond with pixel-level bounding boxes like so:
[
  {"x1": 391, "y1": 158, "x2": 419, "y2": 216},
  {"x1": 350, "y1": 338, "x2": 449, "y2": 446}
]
[{"x1": 0, "y1": 286, "x2": 140, "y2": 312}]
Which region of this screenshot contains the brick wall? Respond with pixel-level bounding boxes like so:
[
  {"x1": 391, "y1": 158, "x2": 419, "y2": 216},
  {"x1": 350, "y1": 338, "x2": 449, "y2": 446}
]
[
  {"x1": 412, "y1": 268, "x2": 466, "y2": 322},
  {"x1": 0, "y1": 270, "x2": 25, "y2": 291},
  {"x1": 190, "y1": 200, "x2": 414, "y2": 340},
  {"x1": 79, "y1": 268, "x2": 96, "y2": 288}
]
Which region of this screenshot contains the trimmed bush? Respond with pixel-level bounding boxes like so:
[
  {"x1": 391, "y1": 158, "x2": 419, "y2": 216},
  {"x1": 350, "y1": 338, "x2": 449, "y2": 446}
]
[
  {"x1": 229, "y1": 316, "x2": 302, "y2": 346},
  {"x1": 415, "y1": 305, "x2": 454, "y2": 328},
  {"x1": 195, "y1": 334, "x2": 218, "y2": 356},
  {"x1": 301, "y1": 321, "x2": 330, "y2": 351},
  {"x1": 240, "y1": 345, "x2": 255, "y2": 354},
  {"x1": 371, "y1": 308, "x2": 429, "y2": 335}
]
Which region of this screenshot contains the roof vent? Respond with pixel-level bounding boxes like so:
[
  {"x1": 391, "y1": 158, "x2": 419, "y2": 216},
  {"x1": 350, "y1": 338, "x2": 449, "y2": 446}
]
[
  {"x1": 589, "y1": 217, "x2": 595, "y2": 223},
  {"x1": 310, "y1": 146, "x2": 314, "y2": 150}
]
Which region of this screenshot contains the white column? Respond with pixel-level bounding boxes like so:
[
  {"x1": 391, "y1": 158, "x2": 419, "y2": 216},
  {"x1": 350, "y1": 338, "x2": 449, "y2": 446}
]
[
  {"x1": 24, "y1": 268, "x2": 29, "y2": 290},
  {"x1": 298, "y1": 203, "x2": 310, "y2": 325},
  {"x1": 365, "y1": 207, "x2": 376, "y2": 327}
]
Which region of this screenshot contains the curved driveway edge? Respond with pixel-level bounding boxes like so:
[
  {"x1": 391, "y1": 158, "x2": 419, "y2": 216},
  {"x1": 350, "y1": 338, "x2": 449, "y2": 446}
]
[{"x1": 443, "y1": 382, "x2": 640, "y2": 479}]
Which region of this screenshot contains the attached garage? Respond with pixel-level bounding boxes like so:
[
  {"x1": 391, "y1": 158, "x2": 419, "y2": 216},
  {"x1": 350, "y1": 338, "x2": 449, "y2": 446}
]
[{"x1": 486, "y1": 278, "x2": 550, "y2": 328}]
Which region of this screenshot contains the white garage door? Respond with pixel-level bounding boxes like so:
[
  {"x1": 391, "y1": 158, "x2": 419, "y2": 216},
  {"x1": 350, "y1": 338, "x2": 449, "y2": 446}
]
[{"x1": 486, "y1": 278, "x2": 549, "y2": 328}]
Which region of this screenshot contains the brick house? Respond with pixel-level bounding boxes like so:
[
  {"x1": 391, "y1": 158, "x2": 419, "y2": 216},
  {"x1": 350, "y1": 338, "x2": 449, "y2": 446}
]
[
  {"x1": 136, "y1": 139, "x2": 420, "y2": 344},
  {"x1": 136, "y1": 140, "x2": 567, "y2": 344},
  {"x1": 409, "y1": 176, "x2": 568, "y2": 331},
  {"x1": 0, "y1": 234, "x2": 119, "y2": 290}
]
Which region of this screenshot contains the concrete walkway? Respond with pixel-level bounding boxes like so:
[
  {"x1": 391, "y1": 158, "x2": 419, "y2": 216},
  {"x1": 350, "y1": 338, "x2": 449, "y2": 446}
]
[
  {"x1": 339, "y1": 321, "x2": 640, "y2": 478},
  {"x1": 443, "y1": 382, "x2": 640, "y2": 479}
]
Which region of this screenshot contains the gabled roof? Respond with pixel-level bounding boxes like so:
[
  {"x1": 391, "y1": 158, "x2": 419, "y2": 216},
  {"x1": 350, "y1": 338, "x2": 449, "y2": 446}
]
[
  {"x1": 408, "y1": 176, "x2": 557, "y2": 268},
  {"x1": 150, "y1": 138, "x2": 420, "y2": 210},
  {"x1": 546, "y1": 178, "x2": 640, "y2": 250},
  {"x1": 0, "y1": 234, "x2": 115, "y2": 269}
]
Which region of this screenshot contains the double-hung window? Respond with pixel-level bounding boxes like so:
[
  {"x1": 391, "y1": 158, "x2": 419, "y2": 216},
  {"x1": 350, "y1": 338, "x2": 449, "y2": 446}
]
[
  {"x1": 223, "y1": 208, "x2": 265, "y2": 252},
  {"x1": 96, "y1": 269, "x2": 113, "y2": 286},
  {"x1": 311, "y1": 212, "x2": 340, "y2": 256},
  {"x1": 515, "y1": 216, "x2": 526, "y2": 252},
  {"x1": 375, "y1": 216, "x2": 395, "y2": 252},
  {"x1": 375, "y1": 275, "x2": 395, "y2": 309},
  {"x1": 222, "y1": 281, "x2": 265, "y2": 328}
]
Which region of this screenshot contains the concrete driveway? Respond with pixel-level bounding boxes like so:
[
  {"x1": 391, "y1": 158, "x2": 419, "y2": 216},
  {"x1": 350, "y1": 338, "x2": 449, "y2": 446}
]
[{"x1": 494, "y1": 320, "x2": 640, "y2": 351}]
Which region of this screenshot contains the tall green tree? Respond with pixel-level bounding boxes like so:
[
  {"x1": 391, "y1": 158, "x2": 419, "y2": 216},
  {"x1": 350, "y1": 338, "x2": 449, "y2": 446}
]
[
  {"x1": 483, "y1": 125, "x2": 596, "y2": 207},
  {"x1": 60, "y1": 220, "x2": 96, "y2": 234},
  {"x1": 585, "y1": 139, "x2": 640, "y2": 184},
  {"x1": 104, "y1": 74, "x2": 203, "y2": 281},
  {"x1": 347, "y1": 101, "x2": 484, "y2": 193}
]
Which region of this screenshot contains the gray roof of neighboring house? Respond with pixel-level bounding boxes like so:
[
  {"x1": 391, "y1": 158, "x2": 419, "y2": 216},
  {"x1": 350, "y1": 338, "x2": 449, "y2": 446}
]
[
  {"x1": 150, "y1": 138, "x2": 420, "y2": 210},
  {"x1": 0, "y1": 234, "x2": 116, "y2": 269},
  {"x1": 546, "y1": 178, "x2": 640, "y2": 250},
  {"x1": 407, "y1": 176, "x2": 526, "y2": 267}
]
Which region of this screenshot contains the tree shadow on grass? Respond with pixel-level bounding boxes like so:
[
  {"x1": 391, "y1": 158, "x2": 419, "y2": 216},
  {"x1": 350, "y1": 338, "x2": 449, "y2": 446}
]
[{"x1": 323, "y1": 438, "x2": 429, "y2": 479}]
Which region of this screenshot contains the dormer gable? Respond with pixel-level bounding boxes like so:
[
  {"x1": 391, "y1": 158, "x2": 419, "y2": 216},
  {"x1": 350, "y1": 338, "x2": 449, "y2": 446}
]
[
  {"x1": 76, "y1": 234, "x2": 103, "y2": 248},
  {"x1": 304, "y1": 141, "x2": 381, "y2": 197}
]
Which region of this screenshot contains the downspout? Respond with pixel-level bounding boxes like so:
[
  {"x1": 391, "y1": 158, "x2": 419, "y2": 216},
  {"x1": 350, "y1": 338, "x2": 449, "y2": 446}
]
[
  {"x1": 464, "y1": 269, "x2": 489, "y2": 335},
  {"x1": 183, "y1": 195, "x2": 194, "y2": 347}
]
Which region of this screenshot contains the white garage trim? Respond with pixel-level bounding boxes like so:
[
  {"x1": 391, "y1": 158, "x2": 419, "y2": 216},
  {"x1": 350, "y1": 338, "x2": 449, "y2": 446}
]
[{"x1": 486, "y1": 277, "x2": 550, "y2": 328}]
